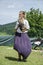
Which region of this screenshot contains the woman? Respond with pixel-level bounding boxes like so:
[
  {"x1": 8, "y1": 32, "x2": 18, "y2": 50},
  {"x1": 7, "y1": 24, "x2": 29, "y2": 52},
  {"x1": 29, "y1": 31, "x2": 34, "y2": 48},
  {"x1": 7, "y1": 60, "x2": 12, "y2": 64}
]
[{"x1": 14, "y1": 11, "x2": 32, "y2": 61}]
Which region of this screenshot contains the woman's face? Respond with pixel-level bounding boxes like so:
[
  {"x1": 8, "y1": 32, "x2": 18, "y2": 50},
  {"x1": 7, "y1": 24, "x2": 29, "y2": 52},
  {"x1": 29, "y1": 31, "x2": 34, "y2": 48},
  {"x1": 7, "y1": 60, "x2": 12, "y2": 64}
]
[{"x1": 19, "y1": 12, "x2": 24, "y2": 19}]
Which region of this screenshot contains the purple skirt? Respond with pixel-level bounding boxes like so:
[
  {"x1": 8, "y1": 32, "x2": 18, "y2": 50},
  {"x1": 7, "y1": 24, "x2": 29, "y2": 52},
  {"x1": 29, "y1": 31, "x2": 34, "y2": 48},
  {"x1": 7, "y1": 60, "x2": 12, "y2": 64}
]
[{"x1": 14, "y1": 32, "x2": 32, "y2": 59}]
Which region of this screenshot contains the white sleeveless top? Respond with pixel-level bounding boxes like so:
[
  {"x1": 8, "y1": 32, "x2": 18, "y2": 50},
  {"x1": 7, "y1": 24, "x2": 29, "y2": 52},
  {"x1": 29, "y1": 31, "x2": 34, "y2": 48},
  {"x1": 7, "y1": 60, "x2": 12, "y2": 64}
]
[{"x1": 15, "y1": 19, "x2": 30, "y2": 33}]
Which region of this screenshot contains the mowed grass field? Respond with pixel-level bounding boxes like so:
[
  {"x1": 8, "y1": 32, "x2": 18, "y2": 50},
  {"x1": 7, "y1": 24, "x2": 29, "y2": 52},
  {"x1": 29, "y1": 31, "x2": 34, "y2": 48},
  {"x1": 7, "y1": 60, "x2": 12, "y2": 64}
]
[{"x1": 0, "y1": 46, "x2": 43, "y2": 65}]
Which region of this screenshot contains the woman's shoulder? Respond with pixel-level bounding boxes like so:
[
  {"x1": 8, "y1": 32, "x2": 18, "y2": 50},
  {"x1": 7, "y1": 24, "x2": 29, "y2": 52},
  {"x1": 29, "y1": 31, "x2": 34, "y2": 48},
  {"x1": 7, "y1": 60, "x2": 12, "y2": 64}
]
[
  {"x1": 16, "y1": 21, "x2": 19, "y2": 24},
  {"x1": 24, "y1": 19, "x2": 28, "y2": 23}
]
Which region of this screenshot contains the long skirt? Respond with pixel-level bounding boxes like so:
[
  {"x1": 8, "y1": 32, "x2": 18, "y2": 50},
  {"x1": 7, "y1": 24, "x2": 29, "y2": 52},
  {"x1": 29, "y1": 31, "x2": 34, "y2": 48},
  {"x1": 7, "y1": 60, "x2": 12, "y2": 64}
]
[{"x1": 14, "y1": 32, "x2": 32, "y2": 59}]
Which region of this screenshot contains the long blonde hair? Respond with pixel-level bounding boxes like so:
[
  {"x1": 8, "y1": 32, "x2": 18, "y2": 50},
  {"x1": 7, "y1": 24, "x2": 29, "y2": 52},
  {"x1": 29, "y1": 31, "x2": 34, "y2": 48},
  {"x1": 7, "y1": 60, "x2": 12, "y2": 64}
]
[
  {"x1": 19, "y1": 11, "x2": 26, "y2": 19},
  {"x1": 18, "y1": 11, "x2": 26, "y2": 23}
]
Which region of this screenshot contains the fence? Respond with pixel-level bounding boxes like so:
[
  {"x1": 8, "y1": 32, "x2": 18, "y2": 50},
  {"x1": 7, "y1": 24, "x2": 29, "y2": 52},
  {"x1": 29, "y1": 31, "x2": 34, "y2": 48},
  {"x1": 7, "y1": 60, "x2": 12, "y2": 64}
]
[{"x1": 0, "y1": 35, "x2": 14, "y2": 46}]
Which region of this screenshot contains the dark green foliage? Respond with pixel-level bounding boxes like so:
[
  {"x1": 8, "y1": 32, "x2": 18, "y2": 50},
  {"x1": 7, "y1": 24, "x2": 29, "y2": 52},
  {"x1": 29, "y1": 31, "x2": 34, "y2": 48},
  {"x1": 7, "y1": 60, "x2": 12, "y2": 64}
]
[
  {"x1": 0, "y1": 22, "x2": 16, "y2": 35},
  {"x1": 26, "y1": 8, "x2": 43, "y2": 38}
]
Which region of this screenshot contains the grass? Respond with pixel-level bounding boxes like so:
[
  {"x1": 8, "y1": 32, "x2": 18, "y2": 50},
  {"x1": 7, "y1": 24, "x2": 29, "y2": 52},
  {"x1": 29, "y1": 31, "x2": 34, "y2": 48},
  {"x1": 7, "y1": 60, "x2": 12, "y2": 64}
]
[
  {"x1": 0, "y1": 32, "x2": 9, "y2": 35},
  {"x1": 0, "y1": 46, "x2": 43, "y2": 65}
]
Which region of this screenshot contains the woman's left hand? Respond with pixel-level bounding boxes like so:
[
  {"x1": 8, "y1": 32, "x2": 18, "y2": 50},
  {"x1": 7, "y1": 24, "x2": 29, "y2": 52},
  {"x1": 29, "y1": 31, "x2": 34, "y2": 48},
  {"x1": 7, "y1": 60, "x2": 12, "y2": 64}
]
[{"x1": 22, "y1": 27, "x2": 28, "y2": 32}]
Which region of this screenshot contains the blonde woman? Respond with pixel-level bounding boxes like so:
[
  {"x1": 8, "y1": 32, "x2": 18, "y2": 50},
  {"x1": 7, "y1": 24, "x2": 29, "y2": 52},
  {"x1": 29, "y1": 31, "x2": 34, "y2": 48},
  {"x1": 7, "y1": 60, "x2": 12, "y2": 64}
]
[{"x1": 14, "y1": 11, "x2": 32, "y2": 61}]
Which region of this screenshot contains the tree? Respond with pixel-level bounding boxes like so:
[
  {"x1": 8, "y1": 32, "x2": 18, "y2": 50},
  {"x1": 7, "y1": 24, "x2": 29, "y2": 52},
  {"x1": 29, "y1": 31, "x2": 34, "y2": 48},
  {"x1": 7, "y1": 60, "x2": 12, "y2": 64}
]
[{"x1": 26, "y1": 8, "x2": 43, "y2": 38}]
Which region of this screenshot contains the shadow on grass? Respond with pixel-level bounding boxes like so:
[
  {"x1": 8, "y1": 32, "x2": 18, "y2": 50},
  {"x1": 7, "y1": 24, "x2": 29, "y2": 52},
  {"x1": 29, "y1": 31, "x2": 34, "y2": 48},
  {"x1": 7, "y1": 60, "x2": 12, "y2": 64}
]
[
  {"x1": 5, "y1": 56, "x2": 18, "y2": 61},
  {"x1": 5, "y1": 56, "x2": 27, "y2": 62}
]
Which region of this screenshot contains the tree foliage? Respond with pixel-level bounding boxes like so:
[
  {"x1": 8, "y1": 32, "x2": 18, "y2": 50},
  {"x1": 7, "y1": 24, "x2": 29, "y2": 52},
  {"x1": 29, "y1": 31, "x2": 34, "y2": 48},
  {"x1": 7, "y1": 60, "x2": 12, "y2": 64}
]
[{"x1": 26, "y1": 8, "x2": 43, "y2": 38}]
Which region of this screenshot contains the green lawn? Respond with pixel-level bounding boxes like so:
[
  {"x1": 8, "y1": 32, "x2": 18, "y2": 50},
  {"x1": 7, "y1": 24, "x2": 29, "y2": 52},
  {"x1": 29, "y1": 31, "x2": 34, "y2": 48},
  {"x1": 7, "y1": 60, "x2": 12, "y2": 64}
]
[
  {"x1": 0, "y1": 32, "x2": 9, "y2": 35},
  {"x1": 0, "y1": 46, "x2": 43, "y2": 65}
]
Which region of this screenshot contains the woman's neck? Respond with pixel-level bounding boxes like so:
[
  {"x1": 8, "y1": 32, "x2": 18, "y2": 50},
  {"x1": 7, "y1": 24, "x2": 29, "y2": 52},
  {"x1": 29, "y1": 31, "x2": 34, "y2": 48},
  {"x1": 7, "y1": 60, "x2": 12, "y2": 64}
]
[{"x1": 18, "y1": 18, "x2": 24, "y2": 23}]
